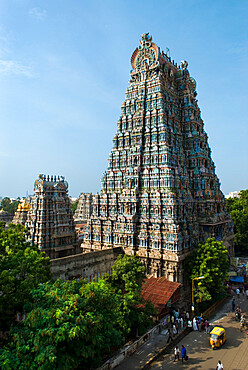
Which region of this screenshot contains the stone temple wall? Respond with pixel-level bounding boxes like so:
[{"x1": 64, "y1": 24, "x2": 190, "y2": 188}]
[{"x1": 50, "y1": 247, "x2": 123, "y2": 281}]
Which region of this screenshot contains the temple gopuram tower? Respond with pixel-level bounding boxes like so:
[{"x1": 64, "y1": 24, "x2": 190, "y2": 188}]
[
  {"x1": 26, "y1": 174, "x2": 78, "y2": 259},
  {"x1": 74, "y1": 193, "x2": 93, "y2": 222},
  {"x1": 12, "y1": 199, "x2": 31, "y2": 225},
  {"x1": 79, "y1": 34, "x2": 234, "y2": 282}
]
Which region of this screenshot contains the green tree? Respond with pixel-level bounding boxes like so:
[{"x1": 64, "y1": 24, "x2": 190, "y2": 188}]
[
  {"x1": 226, "y1": 190, "x2": 248, "y2": 255},
  {"x1": 0, "y1": 279, "x2": 122, "y2": 370},
  {"x1": 106, "y1": 254, "x2": 156, "y2": 338},
  {"x1": 70, "y1": 200, "x2": 78, "y2": 214},
  {"x1": 0, "y1": 223, "x2": 50, "y2": 331},
  {"x1": 1, "y1": 197, "x2": 20, "y2": 215},
  {"x1": 190, "y1": 238, "x2": 230, "y2": 303}
]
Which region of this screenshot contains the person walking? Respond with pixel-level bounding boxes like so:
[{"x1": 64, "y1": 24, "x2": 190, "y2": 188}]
[
  {"x1": 232, "y1": 297, "x2": 236, "y2": 311},
  {"x1": 173, "y1": 324, "x2": 177, "y2": 336},
  {"x1": 181, "y1": 311, "x2": 186, "y2": 323},
  {"x1": 181, "y1": 345, "x2": 187, "y2": 363},
  {"x1": 180, "y1": 317, "x2": 184, "y2": 330},
  {"x1": 236, "y1": 287, "x2": 240, "y2": 298},
  {"x1": 198, "y1": 318, "x2": 202, "y2": 331},
  {"x1": 205, "y1": 319, "x2": 209, "y2": 334},
  {"x1": 236, "y1": 306, "x2": 242, "y2": 320},
  {"x1": 187, "y1": 319, "x2": 192, "y2": 328},
  {"x1": 216, "y1": 360, "x2": 223, "y2": 369},
  {"x1": 193, "y1": 316, "x2": 198, "y2": 330},
  {"x1": 171, "y1": 315, "x2": 175, "y2": 325},
  {"x1": 175, "y1": 318, "x2": 179, "y2": 332},
  {"x1": 167, "y1": 328, "x2": 173, "y2": 343},
  {"x1": 174, "y1": 346, "x2": 180, "y2": 362},
  {"x1": 240, "y1": 315, "x2": 245, "y2": 331}
]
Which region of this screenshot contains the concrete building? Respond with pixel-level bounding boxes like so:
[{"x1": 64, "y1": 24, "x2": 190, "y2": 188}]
[{"x1": 225, "y1": 191, "x2": 241, "y2": 199}]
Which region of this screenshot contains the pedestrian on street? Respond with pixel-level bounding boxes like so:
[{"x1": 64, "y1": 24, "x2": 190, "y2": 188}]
[
  {"x1": 236, "y1": 287, "x2": 240, "y2": 298},
  {"x1": 205, "y1": 319, "x2": 209, "y2": 334},
  {"x1": 198, "y1": 319, "x2": 202, "y2": 331},
  {"x1": 181, "y1": 311, "x2": 185, "y2": 322},
  {"x1": 216, "y1": 360, "x2": 223, "y2": 370},
  {"x1": 173, "y1": 324, "x2": 177, "y2": 335},
  {"x1": 240, "y1": 315, "x2": 245, "y2": 331},
  {"x1": 180, "y1": 317, "x2": 184, "y2": 330},
  {"x1": 245, "y1": 289, "x2": 248, "y2": 299},
  {"x1": 167, "y1": 328, "x2": 173, "y2": 343},
  {"x1": 187, "y1": 319, "x2": 192, "y2": 328},
  {"x1": 193, "y1": 317, "x2": 198, "y2": 330},
  {"x1": 174, "y1": 346, "x2": 180, "y2": 362},
  {"x1": 181, "y1": 345, "x2": 187, "y2": 363},
  {"x1": 236, "y1": 306, "x2": 242, "y2": 320},
  {"x1": 175, "y1": 318, "x2": 179, "y2": 332},
  {"x1": 232, "y1": 297, "x2": 235, "y2": 311}
]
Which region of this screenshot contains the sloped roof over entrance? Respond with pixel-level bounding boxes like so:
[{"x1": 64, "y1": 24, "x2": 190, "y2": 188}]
[{"x1": 142, "y1": 277, "x2": 181, "y2": 319}]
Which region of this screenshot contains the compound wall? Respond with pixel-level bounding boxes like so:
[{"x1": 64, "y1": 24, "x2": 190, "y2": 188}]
[{"x1": 50, "y1": 247, "x2": 123, "y2": 281}]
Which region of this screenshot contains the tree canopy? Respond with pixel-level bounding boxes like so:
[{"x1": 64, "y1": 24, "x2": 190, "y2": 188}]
[
  {"x1": 106, "y1": 254, "x2": 156, "y2": 338},
  {"x1": 226, "y1": 189, "x2": 248, "y2": 255},
  {"x1": 0, "y1": 254, "x2": 156, "y2": 369},
  {"x1": 70, "y1": 200, "x2": 78, "y2": 214},
  {"x1": 189, "y1": 238, "x2": 230, "y2": 303},
  {"x1": 0, "y1": 197, "x2": 20, "y2": 215},
  {"x1": 0, "y1": 279, "x2": 122, "y2": 370},
  {"x1": 0, "y1": 223, "x2": 50, "y2": 331}
]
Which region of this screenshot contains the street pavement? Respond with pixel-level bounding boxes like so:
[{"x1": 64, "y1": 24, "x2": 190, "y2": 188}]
[
  {"x1": 150, "y1": 293, "x2": 248, "y2": 370},
  {"x1": 116, "y1": 293, "x2": 248, "y2": 370}
]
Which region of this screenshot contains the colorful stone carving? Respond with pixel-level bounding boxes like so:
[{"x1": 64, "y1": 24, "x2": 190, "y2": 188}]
[
  {"x1": 26, "y1": 174, "x2": 78, "y2": 259},
  {"x1": 77, "y1": 34, "x2": 234, "y2": 281},
  {"x1": 12, "y1": 199, "x2": 31, "y2": 225}
]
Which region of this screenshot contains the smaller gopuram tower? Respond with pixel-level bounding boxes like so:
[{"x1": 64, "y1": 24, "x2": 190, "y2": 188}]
[
  {"x1": 12, "y1": 200, "x2": 31, "y2": 226},
  {"x1": 74, "y1": 193, "x2": 93, "y2": 222},
  {"x1": 26, "y1": 174, "x2": 78, "y2": 259}
]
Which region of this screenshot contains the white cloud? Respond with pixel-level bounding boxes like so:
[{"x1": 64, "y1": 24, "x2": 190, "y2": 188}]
[
  {"x1": 29, "y1": 8, "x2": 47, "y2": 20},
  {"x1": 0, "y1": 60, "x2": 35, "y2": 78}
]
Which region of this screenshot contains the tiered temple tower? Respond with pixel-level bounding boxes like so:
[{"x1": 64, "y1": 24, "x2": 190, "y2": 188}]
[
  {"x1": 26, "y1": 174, "x2": 78, "y2": 259},
  {"x1": 79, "y1": 34, "x2": 234, "y2": 282},
  {"x1": 12, "y1": 200, "x2": 31, "y2": 225},
  {"x1": 74, "y1": 193, "x2": 93, "y2": 222}
]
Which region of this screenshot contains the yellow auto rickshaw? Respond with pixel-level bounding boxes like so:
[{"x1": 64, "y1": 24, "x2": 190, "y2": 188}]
[{"x1": 209, "y1": 326, "x2": 226, "y2": 349}]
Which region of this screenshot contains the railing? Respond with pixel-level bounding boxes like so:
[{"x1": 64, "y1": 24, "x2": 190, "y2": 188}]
[
  {"x1": 98, "y1": 322, "x2": 164, "y2": 370},
  {"x1": 202, "y1": 296, "x2": 229, "y2": 318}
]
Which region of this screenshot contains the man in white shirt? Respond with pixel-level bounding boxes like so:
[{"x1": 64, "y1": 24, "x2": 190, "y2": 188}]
[
  {"x1": 174, "y1": 346, "x2": 180, "y2": 362},
  {"x1": 216, "y1": 360, "x2": 224, "y2": 369}
]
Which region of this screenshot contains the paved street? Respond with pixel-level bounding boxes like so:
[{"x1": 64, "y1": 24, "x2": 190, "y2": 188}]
[{"x1": 149, "y1": 294, "x2": 248, "y2": 370}]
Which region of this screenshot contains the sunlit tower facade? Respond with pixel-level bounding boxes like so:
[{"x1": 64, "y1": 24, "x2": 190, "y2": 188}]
[{"x1": 78, "y1": 34, "x2": 234, "y2": 283}]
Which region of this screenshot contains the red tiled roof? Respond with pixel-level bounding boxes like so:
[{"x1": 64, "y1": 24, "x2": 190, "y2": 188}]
[{"x1": 141, "y1": 276, "x2": 181, "y2": 307}]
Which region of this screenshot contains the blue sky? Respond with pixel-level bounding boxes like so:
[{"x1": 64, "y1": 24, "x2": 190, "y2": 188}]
[{"x1": 0, "y1": 0, "x2": 247, "y2": 198}]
